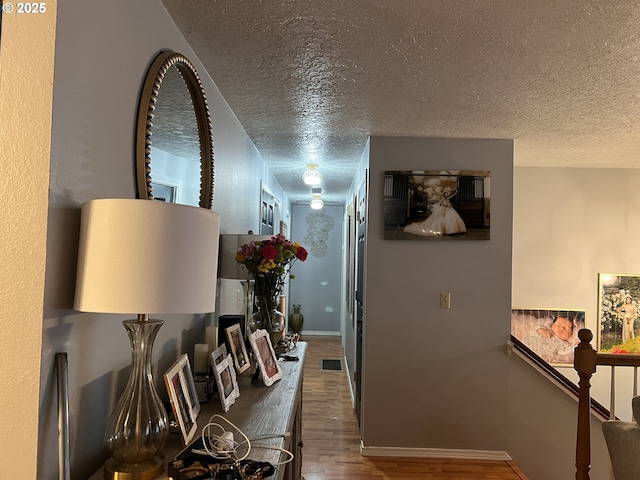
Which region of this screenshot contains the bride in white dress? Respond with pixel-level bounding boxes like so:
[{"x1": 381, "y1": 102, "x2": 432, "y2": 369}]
[{"x1": 404, "y1": 190, "x2": 467, "y2": 236}]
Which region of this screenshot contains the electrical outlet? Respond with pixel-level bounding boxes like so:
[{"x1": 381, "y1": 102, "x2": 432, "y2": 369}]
[{"x1": 440, "y1": 292, "x2": 451, "y2": 309}]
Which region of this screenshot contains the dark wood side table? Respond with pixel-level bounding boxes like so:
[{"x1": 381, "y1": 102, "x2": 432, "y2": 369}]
[{"x1": 90, "y1": 341, "x2": 306, "y2": 480}]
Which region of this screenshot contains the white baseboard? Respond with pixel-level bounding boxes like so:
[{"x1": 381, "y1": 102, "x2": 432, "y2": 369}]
[
  {"x1": 360, "y1": 443, "x2": 512, "y2": 461},
  {"x1": 299, "y1": 330, "x2": 341, "y2": 336},
  {"x1": 344, "y1": 355, "x2": 356, "y2": 409}
]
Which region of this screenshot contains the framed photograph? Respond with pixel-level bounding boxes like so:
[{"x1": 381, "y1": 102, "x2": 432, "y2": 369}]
[
  {"x1": 598, "y1": 274, "x2": 640, "y2": 353},
  {"x1": 213, "y1": 355, "x2": 240, "y2": 412},
  {"x1": 225, "y1": 323, "x2": 250, "y2": 375},
  {"x1": 210, "y1": 344, "x2": 228, "y2": 369},
  {"x1": 163, "y1": 355, "x2": 198, "y2": 445},
  {"x1": 383, "y1": 170, "x2": 491, "y2": 241},
  {"x1": 180, "y1": 354, "x2": 201, "y2": 420},
  {"x1": 511, "y1": 308, "x2": 585, "y2": 366},
  {"x1": 248, "y1": 329, "x2": 282, "y2": 387},
  {"x1": 150, "y1": 174, "x2": 182, "y2": 203}
]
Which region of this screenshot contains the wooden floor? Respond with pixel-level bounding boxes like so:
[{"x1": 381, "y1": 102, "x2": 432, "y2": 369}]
[{"x1": 300, "y1": 336, "x2": 528, "y2": 480}]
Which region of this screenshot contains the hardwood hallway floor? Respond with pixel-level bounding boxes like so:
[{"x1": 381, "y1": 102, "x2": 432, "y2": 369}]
[{"x1": 300, "y1": 336, "x2": 528, "y2": 480}]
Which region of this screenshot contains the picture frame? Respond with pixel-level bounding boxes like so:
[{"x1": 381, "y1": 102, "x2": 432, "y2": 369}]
[
  {"x1": 180, "y1": 354, "x2": 201, "y2": 420},
  {"x1": 149, "y1": 174, "x2": 182, "y2": 204},
  {"x1": 213, "y1": 355, "x2": 240, "y2": 412},
  {"x1": 598, "y1": 273, "x2": 640, "y2": 353},
  {"x1": 383, "y1": 170, "x2": 491, "y2": 241},
  {"x1": 210, "y1": 343, "x2": 228, "y2": 369},
  {"x1": 225, "y1": 323, "x2": 250, "y2": 375},
  {"x1": 511, "y1": 308, "x2": 585, "y2": 366},
  {"x1": 163, "y1": 354, "x2": 198, "y2": 445},
  {"x1": 248, "y1": 329, "x2": 282, "y2": 387}
]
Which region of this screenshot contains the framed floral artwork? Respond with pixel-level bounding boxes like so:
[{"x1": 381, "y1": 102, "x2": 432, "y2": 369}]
[
  {"x1": 383, "y1": 170, "x2": 490, "y2": 241},
  {"x1": 511, "y1": 308, "x2": 586, "y2": 366},
  {"x1": 249, "y1": 329, "x2": 282, "y2": 387},
  {"x1": 598, "y1": 274, "x2": 640, "y2": 353}
]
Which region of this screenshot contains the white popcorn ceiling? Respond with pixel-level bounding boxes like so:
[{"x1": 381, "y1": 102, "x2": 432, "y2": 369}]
[{"x1": 160, "y1": 0, "x2": 640, "y2": 204}]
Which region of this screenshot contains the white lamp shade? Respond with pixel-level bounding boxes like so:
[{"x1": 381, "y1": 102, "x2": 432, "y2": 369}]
[{"x1": 74, "y1": 199, "x2": 220, "y2": 314}]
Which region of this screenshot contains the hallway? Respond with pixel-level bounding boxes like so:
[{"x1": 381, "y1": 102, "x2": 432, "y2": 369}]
[{"x1": 300, "y1": 336, "x2": 528, "y2": 480}]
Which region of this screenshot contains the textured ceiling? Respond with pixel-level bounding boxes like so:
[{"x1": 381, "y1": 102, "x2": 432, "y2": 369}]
[{"x1": 161, "y1": 0, "x2": 640, "y2": 204}]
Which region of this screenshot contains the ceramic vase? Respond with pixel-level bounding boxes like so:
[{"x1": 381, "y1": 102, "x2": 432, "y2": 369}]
[{"x1": 289, "y1": 304, "x2": 304, "y2": 334}]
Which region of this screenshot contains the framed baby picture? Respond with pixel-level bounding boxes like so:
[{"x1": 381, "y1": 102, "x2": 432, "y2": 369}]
[
  {"x1": 225, "y1": 323, "x2": 250, "y2": 375},
  {"x1": 248, "y1": 329, "x2": 282, "y2": 387},
  {"x1": 383, "y1": 170, "x2": 491, "y2": 241},
  {"x1": 213, "y1": 354, "x2": 240, "y2": 412},
  {"x1": 511, "y1": 308, "x2": 586, "y2": 367},
  {"x1": 598, "y1": 273, "x2": 640, "y2": 353},
  {"x1": 163, "y1": 355, "x2": 198, "y2": 445}
]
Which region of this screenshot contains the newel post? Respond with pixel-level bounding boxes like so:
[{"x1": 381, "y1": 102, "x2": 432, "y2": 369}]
[{"x1": 574, "y1": 329, "x2": 597, "y2": 480}]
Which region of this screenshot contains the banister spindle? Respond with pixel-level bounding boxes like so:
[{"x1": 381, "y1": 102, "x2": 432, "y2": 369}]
[
  {"x1": 609, "y1": 366, "x2": 616, "y2": 420},
  {"x1": 574, "y1": 329, "x2": 597, "y2": 480}
]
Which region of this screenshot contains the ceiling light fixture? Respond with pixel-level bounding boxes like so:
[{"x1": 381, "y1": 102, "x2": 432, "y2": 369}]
[
  {"x1": 310, "y1": 187, "x2": 323, "y2": 210},
  {"x1": 302, "y1": 164, "x2": 322, "y2": 186}
]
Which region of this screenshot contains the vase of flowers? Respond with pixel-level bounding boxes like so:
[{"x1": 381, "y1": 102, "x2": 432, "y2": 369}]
[
  {"x1": 249, "y1": 297, "x2": 286, "y2": 346},
  {"x1": 235, "y1": 234, "x2": 308, "y2": 347}
]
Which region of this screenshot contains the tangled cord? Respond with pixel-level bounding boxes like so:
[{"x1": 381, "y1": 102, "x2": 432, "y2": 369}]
[{"x1": 193, "y1": 414, "x2": 294, "y2": 466}]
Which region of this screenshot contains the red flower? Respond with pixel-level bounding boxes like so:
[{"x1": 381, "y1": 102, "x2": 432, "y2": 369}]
[
  {"x1": 261, "y1": 244, "x2": 278, "y2": 260},
  {"x1": 296, "y1": 246, "x2": 308, "y2": 261}
]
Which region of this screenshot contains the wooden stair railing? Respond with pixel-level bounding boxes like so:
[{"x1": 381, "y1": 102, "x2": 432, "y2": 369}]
[{"x1": 574, "y1": 328, "x2": 640, "y2": 480}]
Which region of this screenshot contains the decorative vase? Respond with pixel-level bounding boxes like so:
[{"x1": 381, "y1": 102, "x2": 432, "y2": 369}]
[
  {"x1": 289, "y1": 304, "x2": 304, "y2": 334},
  {"x1": 249, "y1": 298, "x2": 285, "y2": 347}
]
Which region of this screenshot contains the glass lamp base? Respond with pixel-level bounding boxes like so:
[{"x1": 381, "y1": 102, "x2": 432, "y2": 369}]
[{"x1": 104, "y1": 455, "x2": 164, "y2": 480}]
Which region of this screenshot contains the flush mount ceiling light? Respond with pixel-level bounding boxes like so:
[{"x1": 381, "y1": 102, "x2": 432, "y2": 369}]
[
  {"x1": 302, "y1": 164, "x2": 322, "y2": 186},
  {"x1": 310, "y1": 187, "x2": 323, "y2": 210}
]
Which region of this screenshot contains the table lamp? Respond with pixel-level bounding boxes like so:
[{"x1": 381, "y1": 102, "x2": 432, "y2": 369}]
[
  {"x1": 74, "y1": 199, "x2": 220, "y2": 480},
  {"x1": 218, "y1": 234, "x2": 271, "y2": 336}
]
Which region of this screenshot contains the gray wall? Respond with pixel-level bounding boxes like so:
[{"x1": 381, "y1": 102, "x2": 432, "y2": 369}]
[
  {"x1": 289, "y1": 204, "x2": 344, "y2": 334},
  {"x1": 362, "y1": 136, "x2": 514, "y2": 450},
  {"x1": 352, "y1": 143, "x2": 611, "y2": 479},
  {"x1": 39, "y1": 0, "x2": 286, "y2": 478}
]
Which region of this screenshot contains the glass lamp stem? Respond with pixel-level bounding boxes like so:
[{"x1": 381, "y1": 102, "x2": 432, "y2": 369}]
[{"x1": 104, "y1": 315, "x2": 167, "y2": 479}]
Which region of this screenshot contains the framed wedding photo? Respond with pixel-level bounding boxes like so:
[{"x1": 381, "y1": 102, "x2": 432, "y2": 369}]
[
  {"x1": 213, "y1": 355, "x2": 240, "y2": 412},
  {"x1": 598, "y1": 273, "x2": 640, "y2": 353},
  {"x1": 383, "y1": 170, "x2": 491, "y2": 241},
  {"x1": 249, "y1": 329, "x2": 282, "y2": 387},
  {"x1": 511, "y1": 308, "x2": 585, "y2": 367},
  {"x1": 225, "y1": 323, "x2": 251, "y2": 375},
  {"x1": 163, "y1": 355, "x2": 198, "y2": 445}
]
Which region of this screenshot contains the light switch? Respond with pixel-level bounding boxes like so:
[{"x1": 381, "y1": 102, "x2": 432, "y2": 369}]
[{"x1": 440, "y1": 292, "x2": 451, "y2": 309}]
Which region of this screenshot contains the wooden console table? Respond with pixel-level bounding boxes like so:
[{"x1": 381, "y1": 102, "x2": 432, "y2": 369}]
[{"x1": 90, "y1": 341, "x2": 306, "y2": 480}]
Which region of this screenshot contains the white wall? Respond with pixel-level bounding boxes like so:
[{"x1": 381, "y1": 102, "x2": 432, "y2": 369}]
[
  {"x1": 37, "y1": 1, "x2": 285, "y2": 478},
  {"x1": 289, "y1": 204, "x2": 345, "y2": 334},
  {"x1": 513, "y1": 166, "x2": 640, "y2": 421},
  {"x1": 508, "y1": 167, "x2": 622, "y2": 479},
  {"x1": 0, "y1": 2, "x2": 57, "y2": 478}
]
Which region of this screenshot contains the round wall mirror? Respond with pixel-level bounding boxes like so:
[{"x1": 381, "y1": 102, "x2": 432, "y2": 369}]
[{"x1": 136, "y1": 50, "x2": 214, "y2": 209}]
